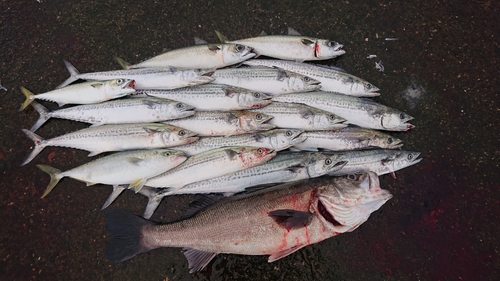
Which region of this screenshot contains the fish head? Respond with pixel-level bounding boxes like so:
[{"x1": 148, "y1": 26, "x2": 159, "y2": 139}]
[
  {"x1": 161, "y1": 125, "x2": 199, "y2": 146},
  {"x1": 313, "y1": 111, "x2": 347, "y2": 129},
  {"x1": 145, "y1": 149, "x2": 188, "y2": 169},
  {"x1": 287, "y1": 73, "x2": 321, "y2": 92},
  {"x1": 105, "y1": 78, "x2": 136, "y2": 98},
  {"x1": 236, "y1": 90, "x2": 273, "y2": 109},
  {"x1": 348, "y1": 78, "x2": 380, "y2": 97},
  {"x1": 233, "y1": 146, "x2": 277, "y2": 167},
  {"x1": 239, "y1": 112, "x2": 276, "y2": 132},
  {"x1": 268, "y1": 129, "x2": 307, "y2": 150},
  {"x1": 305, "y1": 153, "x2": 347, "y2": 178},
  {"x1": 381, "y1": 110, "x2": 415, "y2": 131},
  {"x1": 380, "y1": 151, "x2": 422, "y2": 174},
  {"x1": 313, "y1": 172, "x2": 392, "y2": 234},
  {"x1": 180, "y1": 68, "x2": 215, "y2": 86},
  {"x1": 222, "y1": 44, "x2": 256, "y2": 65},
  {"x1": 368, "y1": 131, "x2": 404, "y2": 149},
  {"x1": 169, "y1": 101, "x2": 196, "y2": 118},
  {"x1": 316, "y1": 39, "x2": 346, "y2": 59}
]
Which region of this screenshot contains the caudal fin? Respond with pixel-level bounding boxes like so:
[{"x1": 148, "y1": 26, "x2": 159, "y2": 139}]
[
  {"x1": 21, "y1": 129, "x2": 46, "y2": 166},
  {"x1": 104, "y1": 209, "x2": 155, "y2": 262},
  {"x1": 56, "y1": 60, "x2": 80, "y2": 89},
  {"x1": 36, "y1": 164, "x2": 63, "y2": 198},
  {"x1": 30, "y1": 101, "x2": 51, "y2": 132},
  {"x1": 19, "y1": 87, "x2": 35, "y2": 111}
]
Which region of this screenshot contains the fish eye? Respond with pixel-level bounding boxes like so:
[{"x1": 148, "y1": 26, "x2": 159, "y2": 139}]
[
  {"x1": 176, "y1": 103, "x2": 185, "y2": 109},
  {"x1": 178, "y1": 130, "x2": 186, "y2": 136},
  {"x1": 387, "y1": 137, "x2": 393, "y2": 144},
  {"x1": 400, "y1": 113, "x2": 406, "y2": 119},
  {"x1": 303, "y1": 76, "x2": 311, "y2": 82},
  {"x1": 327, "y1": 41, "x2": 336, "y2": 47},
  {"x1": 325, "y1": 158, "x2": 332, "y2": 165},
  {"x1": 366, "y1": 83, "x2": 372, "y2": 89},
  {"x1": 255, "y1": 114, "x2": 263, "y2": 120},
  {"x1": 285, "y1": 130, "x2": 293, "y2": 137},
  {"x1": 329, "y1": 114, "x2": 337, "y2": 120},
  {"x1": 257, "y1": 148, "x2": 264, "y2": 154},
  {"x1": 253, "y1": 92, "x2": 261, "y2": 98},
  {"x1": 236, "y1": 44, "x2": 245, "y2": 52},
  {"x1": 407, "y1": 153, "x2": 414, "y2": 160},
  {"x1": 347, "y1": 174, "x2": 357, "y2": 180},
  {"x1": 117, "y1": 79, "x2": 123, "y2": 84},
  {"x1": 163, "y1": 151, "x2": 171, "y2": 156}
]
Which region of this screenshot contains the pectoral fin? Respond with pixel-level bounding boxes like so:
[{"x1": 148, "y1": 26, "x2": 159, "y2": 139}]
[
  {"x1": 183, "y1": 248, "x2": 218, "y2": 273},
  {"x1": 268, "y1": 245, "x2": 305, "y2": 262},
  {"x1": 268, "y1": 209, "x2": 313, "y2": 231}
]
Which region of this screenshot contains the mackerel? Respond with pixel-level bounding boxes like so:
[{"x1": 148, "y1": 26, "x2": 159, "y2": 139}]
[
  {"x1": 165, "y1": 111, "x2": 276, "y2": 136},
  {"x1": 21, "y1": 123, "x2": 198, "y2": 166},
  {"x1": 29, "y1": 98, "x2": 195, "y2": 132},
  {"x1": 211, "y1": 66, "x2": 321, "y2": 95},
  {"x1": 136, "y1": 84, "x2": 272, "y2": 111},
  {"x1": 249, "y1": 102, "x2": 346, "y2": 130},
  {"x1": 244, "y1": 59, "x2": 379, "y2": 97},
  {"x1": 57, "y1": 60, "x2": 214, "y2": 90},
  {"x1": 174, "y1": 129, "x2": 306, "y2": 156},
  {"x1": 273, "y1": 92, "x2": 415, "y2": 131},
  {"x1": 292, "y1": 127, "x2": 403, "y2": 151}
]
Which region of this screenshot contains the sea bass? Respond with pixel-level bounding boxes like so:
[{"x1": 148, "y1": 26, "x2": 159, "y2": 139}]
[
  {"x1": 57, "y1": 60, "x2": 214, "y2": 90},
  {"x1": 21, "y1": 123, "x2": 198, "y2": 166},
  {"x1": 37, "y1": 149, "x2": 187, "y2": 198},
  {"x1": 124, "y1": 42, "x2": 255, "y2": 69},
  {"x1": 165, "y1": 111, "x2": 276, "y2": 136},
  {"x1": 211, "y1": 66, "x2": 321, "y2": 95},
  {"x1": 173, "y1": 129, "x2": 306, "y2": 156},
  {"x1": 273, "y1": 92, "x2": 415, "y2": 131},
  {"x1": 19, "y1": 79, "x2": 135, "y2": 110},
  {"x1": 104, "y1": 172, "x2": 392, "y2": 272},
  {"x1": 29, "y1": 97, "x2": 195, "y2": 132},
  {"x1": 249, "y1": 102, "x2": 346, "y2": 130},
  {"x1": 215, "y1": 28, "x2": 345, "y2": 61},
  {"x1": 135, "y1": 84, "x2": 272, "y2": 111},
  {"x1": 243, "y1": 59, "x2": 379, "y2": 97}
]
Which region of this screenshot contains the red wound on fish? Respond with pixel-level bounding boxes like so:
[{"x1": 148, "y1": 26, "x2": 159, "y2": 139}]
[
  {"x1": 317, "y1": 200, "x2": 342, "y2": 226},
  {"x1": 268, "y1": 209, "x2": 313, "y2": 231}
]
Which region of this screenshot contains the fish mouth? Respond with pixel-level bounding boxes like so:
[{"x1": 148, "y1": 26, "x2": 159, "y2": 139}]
[
  {"x1": 125, "y1": 79, "x2": 136, "y2": 89},
  {"x1": 202, "y1": 71, "x2": 214, "y2": 77}
]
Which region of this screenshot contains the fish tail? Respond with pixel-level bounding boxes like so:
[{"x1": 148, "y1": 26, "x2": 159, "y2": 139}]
[
  {"x1": 29, "y1": 101, "x2": 51, "y2": 132},
  {"x1": 21, "y1": 129, "x2": 46, "y2": 166},
  {"x1": 56, "y1": 59, "x2": 80, "y2": 89},
  {"x1": 36, "y1": 164, "x2": 63, "y2": 198},
  {"x1": 214, "y1": 30, "x2": 229, "y2": 43},
  {"x1": 104, "y1": 209, "x2": 156, "y2": 262},
  {"x1": 114, "y1": 57, "x2": 131, "y2": 69},
  {"x1": 19, "y1": 86, "x2": 35, "y2": 111}
]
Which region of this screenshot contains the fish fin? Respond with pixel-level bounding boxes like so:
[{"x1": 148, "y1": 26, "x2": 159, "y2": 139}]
[
  {"x1": 87, "y1": 151, "x2": 102, "y2": 157},
  {"x1": 128, "y1": 178, "x2": 147, "y2": 193},
  {"x1": 299, "y1": 108, "x2": 314, "y2": 119},
  {"x1": 222, "y1": 87, "x2": 237, "y2": 97},
  {"x1": 169, "y1": 66, "x2": 179, "y2": 73},
  {"x1": 143, "y1": 127, "x2": 161, "y2": 134},
  {"x1": 85, "y1": 181, "x2": 97, "y2": 186},
  {"x1": 289, "y1": 146, "x2": 308, "y2": 152},
  {"x1": 300, "y1": 38, "x2": 315, "y2": 46},
  {"x1": 29, "y1": 101, "x2": 51, "y2": 132},
  {"x1": 390, "y1": 172, "x2": 397, "y2": 179},
  {"x1": 287, "y1": 27, "x2": 301, "y2": 36},
  {"x1": 276, "y1": 69, "x2": 288, "y2": 81},
  {"x1": 142, "y1": 187, "x2": 170, "y2": 219},
  {"x1": 244, "y1": 183, "x2": 278, "y2": 193},
  {"x1": 252, "y1": 133, "x2": 266, "y2": 141},
  {"x1": 19, "y1": 86, "x2": 36, "y2": 111},
  {"x1": 104, "y1": 209, "x2": 156, "y2": 262},
  {"x1": 184, "y1": 194, "x2": 225, "y2": 218},
  {"x1": 225, "y1": 148, "x2": 240, "y2": 160},
  {"x1": 126, "y1": 157, "x2": 144, "y2": 165},
  {"x1": 141, "y1": 99, "x2": 161, "y2": 109},
  {"x1": 268, "y1": 209, "x2": 313, "y2": 231},
  {"x1": 214, "y1": 30, "x2": 229, "y2": 43},
  {"x1": 37, "y1": 164, "x2": 63, "y2": 198},
  {"x1": 183, "y1": 248, "x2": 217, "y2": 273},
  {"x1": 194, "y1": 37, "x2": 208, "y2": 45},
  {"x1": 268, "y1": 245, "x2": 305, "y2": 262},
  {"x1": 101, "y1": 185, "x2": 126, "y2": 210},
  {"x1": 294, "y1": 59, "x2": 305, "y2": 63},
  {"x1": 57, "y1": 60, "x2": 80, "y2": 89},
  {"x1": 358, "y1": 137, "x2": 371, "y2": 146},
  {"x1": 21, "y1": 129, "x2": 46, "y2": 166},
  {"x1": 207, "y1": 44, "x2": 220, "y2": 52},
  {"x1": 90, "y1": 82, "x2": 105, "y2": 89},
  {"x1": 114, "y1": 57, "x2": 131, "y2": 69},
  {"x1": 258, "y1": 31, "x2": 267, "y2": 36}
]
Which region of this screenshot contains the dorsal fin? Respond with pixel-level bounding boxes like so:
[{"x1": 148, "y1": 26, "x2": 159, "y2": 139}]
[
  {"x1": 114, "y1": 57, "x2": 131, "y2": 69},
  {"x1": 259, "y1": 31, "x2": 268, "y2": 36},
  {"x1": 214, "y1": 30, "x2": 229, "y2": 43},
  {"x1": 185, "y1": 194, "x2": 225, "y2": 218},
  {"x1": 288, "y1": 27, "x2": 301, "y2": 36},
  {"x1": 194, "y1": 37, "x2": 208, "y2": 45}
]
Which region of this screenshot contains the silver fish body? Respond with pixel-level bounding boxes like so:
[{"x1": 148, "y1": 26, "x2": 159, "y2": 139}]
[
  {"x1": 104, "y1": 172, "x2": 391, "y2": 272},
  {"x1": 292, "y1": 127, "x2": 403, "y2": 151},
  {"x1": 211, "y1": 67, "x2": 321, "y2": 95},
  {"x1": 29, "y1": 98, "x2": 195, "y2": 132},
  {"x1": 136, "y1": 84, "x2": 272, "y2": 111},
  {"x1": 129, "y1": 43, "x2": 256, "y2": 69},
  {"x1": 273, "y1": 92, "x2": 415, "y2": 131},
  {"x1": 250, "y1": 102, "x2": 346, "y2": 130},
  {"x1": 21, "y1": 123, "x2": 198, "y2": 166},
  {"x1": 165, "y1": 111, "x2": 276, "y2": 136},
  {"x1": 243, "y1": 59, "x2": 379, "y2": 97},
  {"x1": 173, "y1": 129, "x2": 306, "y2": 156}
]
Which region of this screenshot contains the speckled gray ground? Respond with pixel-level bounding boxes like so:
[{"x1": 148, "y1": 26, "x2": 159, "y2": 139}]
[{"x1": 0, "y1": 0, "x2": 498, "y2": 280}]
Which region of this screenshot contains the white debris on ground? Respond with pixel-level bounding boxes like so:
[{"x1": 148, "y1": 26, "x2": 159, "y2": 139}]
[{"x1": 402, "y1": 81, "x2": 426, "y2": 109}]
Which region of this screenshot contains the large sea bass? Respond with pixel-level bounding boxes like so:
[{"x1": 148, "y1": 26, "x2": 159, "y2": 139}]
[{"x1": 105, "y1": 172, "x2": 392, "y2": 272}]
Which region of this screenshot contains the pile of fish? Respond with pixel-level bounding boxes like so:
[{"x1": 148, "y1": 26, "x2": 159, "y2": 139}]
[{"x1": 20, "y1": 28, "x2": 421, "y2": 273}]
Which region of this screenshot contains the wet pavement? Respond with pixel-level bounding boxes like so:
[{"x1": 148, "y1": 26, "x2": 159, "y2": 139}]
[{"x1": 0, "y1": 0, "x2": 498, "y2": 280}]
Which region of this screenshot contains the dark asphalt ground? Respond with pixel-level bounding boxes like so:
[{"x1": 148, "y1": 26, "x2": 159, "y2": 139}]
[{"x1": 0, "y1": 0, "x2": 498, "y2": 280}]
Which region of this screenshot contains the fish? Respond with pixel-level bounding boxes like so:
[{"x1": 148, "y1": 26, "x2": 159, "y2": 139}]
[
  {"x1": 135, "y1": 84, "x2": 272, "y2": 111},
  {"x1": 243, "y1": 59, "x2": 380, "y2": 97},
  {"x1": 249, "y1": 102, "x2": 347, "y2": 130},
  {"x1": 292, "y1": 127, "x2": 403, "y2": 151},
  {"x1": 57, "y1": 60, "x2": 215, "y2": 90},
  {"x1": 28, "y1": 97, "x2": 196, "y2": 132},
  {"x1": 173, "y1": 129, "x2": 306, "y2": 156},
  {"x1": 215, "y1": 28, "x2": 345, "y2": 61},
  {"x1": 19, "y1": 79, "x2": 135, "y2": 110},
  {"x1": 272, "y1": 92, "x2": 415, "y2": 131},
  {"x1": 104, "y1": 171, "x2": 392, "y2": 272},
  {"x1": 174, "y1": 152, "x2": 347, "y2": 196},
  {"x1": 144, "y1": 146, "x2": 276, "y2": 190},
  {"x1": 165, "y1": 111, "x2": 276, "y2": 136},
  {"x1": 37, "y1": 149, "x2": 187, "y2": 198},
  {"x1": 328, "y1": 149, "x2": 422, "y2": 177},
  {"x1": 21, "y1": 123, "x2": 198, "y2": 166},
  {"x1": 211, "y1": 66, "x2": 321, "y2": 95},
  {"x1": 121, "y1": 42, "x2": 255, "y2": 69}
]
